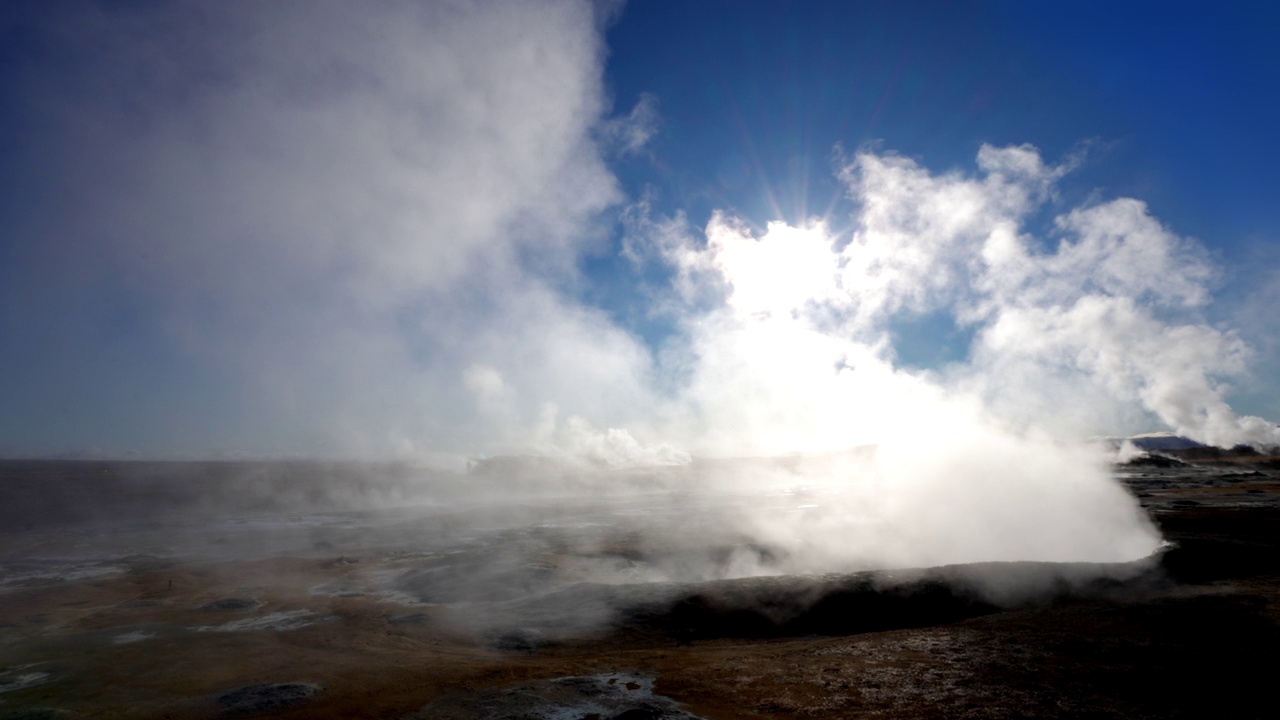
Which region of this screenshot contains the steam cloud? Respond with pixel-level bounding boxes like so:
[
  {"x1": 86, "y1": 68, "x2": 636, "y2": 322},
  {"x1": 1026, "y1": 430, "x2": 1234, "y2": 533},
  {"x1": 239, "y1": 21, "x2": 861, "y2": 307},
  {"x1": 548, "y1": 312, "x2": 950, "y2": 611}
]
[
  {"x1": 5, "y1": 1, "x2": 1278, "y2": 573},
  {"x1": 636, "y1": 143, "x2": 1279, "y2": 454}
]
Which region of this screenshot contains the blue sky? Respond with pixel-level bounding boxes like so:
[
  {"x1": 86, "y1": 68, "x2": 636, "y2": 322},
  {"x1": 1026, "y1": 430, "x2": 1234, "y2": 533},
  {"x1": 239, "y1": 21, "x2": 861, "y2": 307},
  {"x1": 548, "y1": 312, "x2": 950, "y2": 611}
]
[
  {"x1": 605, "y1": 1, "x2": 1279, "y2": 235},
  {"x1": 1, "y1": 1, "x2": 1277, "y2": 459}
]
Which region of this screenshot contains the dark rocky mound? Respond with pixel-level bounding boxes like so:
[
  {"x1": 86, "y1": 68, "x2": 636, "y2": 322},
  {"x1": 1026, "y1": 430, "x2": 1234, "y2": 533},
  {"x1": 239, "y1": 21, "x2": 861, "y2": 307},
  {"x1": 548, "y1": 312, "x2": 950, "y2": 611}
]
[
  {"x1": 1129, "y1": 435, "x2": 1205, "y2": 451},
  {"x1": 614, "y1": 559, "x2": 1161, "y2": 643},
  {"x1": 1122, "y1": 453, "x2": 1187, "y2": 468},
  {"x1": 200, "y1": 598, "x2": 259, "y2": 612},
  {"x1": 217, "y1": 682, "x2": 318, "y2": 716},
  {"x1": 627, "y1": 579, "x2": 998, "y2": 642},
  {"x1": 407, "y1": 673, "x2": 701, "y2": 720},
  {"x1": 476, "y1": 557, "x2": 1164, "y2": 647},
  {"x1": 1154, "y1": 444, "x2": 1280, "y2": 468}
]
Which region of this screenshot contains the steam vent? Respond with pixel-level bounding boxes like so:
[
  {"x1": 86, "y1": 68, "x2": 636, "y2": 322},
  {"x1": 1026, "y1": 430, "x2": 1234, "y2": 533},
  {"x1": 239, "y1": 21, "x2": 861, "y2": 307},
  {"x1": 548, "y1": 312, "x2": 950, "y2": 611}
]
[{"x1": 3, "y1": 1, "x2": 1280, "y2": 717}]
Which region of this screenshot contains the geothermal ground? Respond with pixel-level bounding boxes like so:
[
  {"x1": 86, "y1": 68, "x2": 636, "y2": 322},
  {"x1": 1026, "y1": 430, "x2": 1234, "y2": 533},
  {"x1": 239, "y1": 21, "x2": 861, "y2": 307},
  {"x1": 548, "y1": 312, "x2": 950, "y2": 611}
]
[{"x1": 1, "y1": 453, "x2": 1278, "y2": 719}]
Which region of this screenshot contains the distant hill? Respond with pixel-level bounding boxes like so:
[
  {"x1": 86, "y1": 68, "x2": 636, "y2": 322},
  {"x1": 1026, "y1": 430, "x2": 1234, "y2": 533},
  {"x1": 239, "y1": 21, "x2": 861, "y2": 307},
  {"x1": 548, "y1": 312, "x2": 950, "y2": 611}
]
[
  {"x1": 1094, "y1": 432, "x2": 1206, "y2": 454},
  {"x1": 1126, "y1": 432, "x2": 1207, "y2": 452},
  {"x1": 1101, "y1": 431, "x2": 1280, "y2": 468}
]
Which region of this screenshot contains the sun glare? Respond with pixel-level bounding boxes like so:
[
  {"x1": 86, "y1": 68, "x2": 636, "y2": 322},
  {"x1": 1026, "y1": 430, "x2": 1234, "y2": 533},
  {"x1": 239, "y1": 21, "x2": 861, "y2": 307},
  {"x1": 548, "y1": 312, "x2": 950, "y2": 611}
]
[{"x1": 709, "y1": 219, "x2": 840, "y2": 317}]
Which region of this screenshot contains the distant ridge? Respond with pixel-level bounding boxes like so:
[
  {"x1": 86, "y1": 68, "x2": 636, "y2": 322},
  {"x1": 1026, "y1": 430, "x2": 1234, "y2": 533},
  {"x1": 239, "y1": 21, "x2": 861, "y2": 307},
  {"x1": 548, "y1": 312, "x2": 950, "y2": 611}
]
[
  {"x1": 1125, "y1": 432, "x2": 1207, "y2": 452},
  {"x1": 1093, "y1": 432, "x2": 1207, "y2": 453}
]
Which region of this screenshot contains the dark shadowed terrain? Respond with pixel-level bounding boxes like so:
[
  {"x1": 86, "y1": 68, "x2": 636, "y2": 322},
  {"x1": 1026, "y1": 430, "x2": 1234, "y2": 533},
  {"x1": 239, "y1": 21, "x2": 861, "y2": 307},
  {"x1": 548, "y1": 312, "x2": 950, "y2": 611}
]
[{"x1": 1, "y1": 451, "x2": 1278, "y2": 718}]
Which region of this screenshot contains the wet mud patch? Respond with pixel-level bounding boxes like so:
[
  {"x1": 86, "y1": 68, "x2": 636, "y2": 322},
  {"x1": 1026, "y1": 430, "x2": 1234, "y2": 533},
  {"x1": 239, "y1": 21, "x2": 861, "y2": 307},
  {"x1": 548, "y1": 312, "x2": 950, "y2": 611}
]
[
  {"x1": 111, "y1": 629, "x2": 156, "y2": 645},
  {"x1": 194, "y1": 609, "x2": 324, "y2": 633},
  {"x1": 198, "y1": 597, "x2": 260, "y2": 612},
  {"x1": 216, "y1": 682, "x2": 319, "y2": 716},
  {"x1": 308, "y1": 581, "x2": 368, "y2": 599},
  {"x1": 0, "y1": 665, "x2": 52, "y2": 696},
  {"x1": 0, "y1": 560, "x2": 126, "y2": 592}
]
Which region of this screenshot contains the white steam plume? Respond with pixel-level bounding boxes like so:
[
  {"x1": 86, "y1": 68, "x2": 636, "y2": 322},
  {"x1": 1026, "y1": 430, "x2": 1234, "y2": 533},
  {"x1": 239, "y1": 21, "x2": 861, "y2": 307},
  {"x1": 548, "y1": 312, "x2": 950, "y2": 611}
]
[
  {"x1": 6, "y1": 2, "x2": 1279, "y2": 577},
  {"x1": 3, "y1": 0, "x2": 664, "y2": 458},
  {"x1": 636, "y1": 144, "x2": 1278, "y2": 454},
  {"x1": 603, "y1": 142, "x2": 1280, "y2": 569}
]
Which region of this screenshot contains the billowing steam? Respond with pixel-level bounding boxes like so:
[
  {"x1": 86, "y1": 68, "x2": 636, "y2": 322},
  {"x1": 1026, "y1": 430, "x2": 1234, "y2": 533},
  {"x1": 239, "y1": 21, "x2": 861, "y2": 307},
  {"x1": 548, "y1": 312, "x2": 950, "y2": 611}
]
[
  {"x1": 631, "y1": 144, "x2": 1277, "y2": 455},
  {"x1": 4, "y1": 1, "x2": 1277, "y2": 577}
]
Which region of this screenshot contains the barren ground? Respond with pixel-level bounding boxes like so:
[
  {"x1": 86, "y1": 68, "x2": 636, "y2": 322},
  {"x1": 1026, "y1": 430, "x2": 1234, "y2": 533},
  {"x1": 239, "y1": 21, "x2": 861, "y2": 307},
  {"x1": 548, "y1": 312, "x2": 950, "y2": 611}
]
[{"x1": 1, "y1": 455, "x2": 1278, "y2": 719}]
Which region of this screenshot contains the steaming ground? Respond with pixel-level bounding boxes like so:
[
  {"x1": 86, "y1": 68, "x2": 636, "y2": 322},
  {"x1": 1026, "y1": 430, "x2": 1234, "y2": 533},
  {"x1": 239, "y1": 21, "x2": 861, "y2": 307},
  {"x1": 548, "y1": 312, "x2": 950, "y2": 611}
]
[
  {"x1": 0, "y1": 452, "x2": 1162, "y2": 622},
  {"x1": 3, "y1": 4, "x2": 1278, "y2": 717},
  {"x1": 4, "y1": 454, "x2": 1278, "y2": 717}
]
